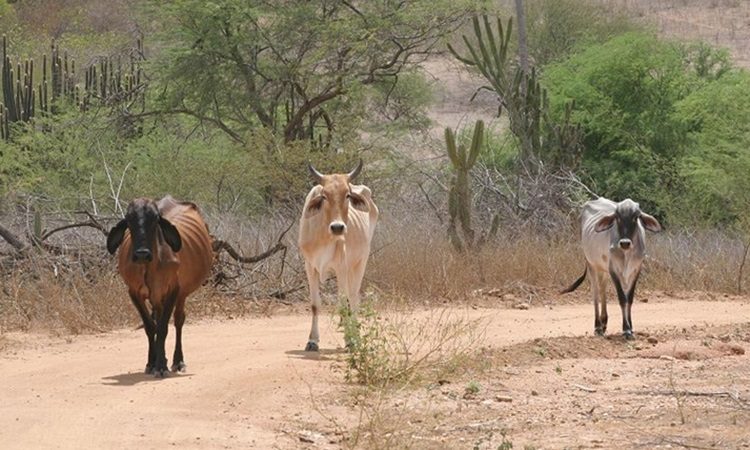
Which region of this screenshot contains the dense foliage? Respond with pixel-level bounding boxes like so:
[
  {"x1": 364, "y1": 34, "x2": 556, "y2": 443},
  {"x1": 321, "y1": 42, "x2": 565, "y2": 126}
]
[
  {"x1": 1, "y1": 0, "x2": 750, "y2": 230},
  {"x1": 542, "y1": 32, "x2": 749, "y2": 226},
  {"x1": 147, "y1": 0, "x2": 473, "y2": 144},
  {"x1": 0, "y1": 0, "x2": 475, "y2": 214}
]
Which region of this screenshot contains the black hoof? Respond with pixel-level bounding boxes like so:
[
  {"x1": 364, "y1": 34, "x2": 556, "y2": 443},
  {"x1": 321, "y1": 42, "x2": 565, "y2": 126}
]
[
  {"x1": 171, "y1": 362, "x2": 187, "y2": 373},
  {"x1": 305, "y1": 341, "x2": 319, "y2": 352},
  {"x1": 595, "y1": 328, "x2": 605, "y2": 336},
  {"x1": 623, "y1": 331, "x2": 635, "y2": 341},
  {"x1": 144, "y1": 365, "x2": 153, "y2": 374}
]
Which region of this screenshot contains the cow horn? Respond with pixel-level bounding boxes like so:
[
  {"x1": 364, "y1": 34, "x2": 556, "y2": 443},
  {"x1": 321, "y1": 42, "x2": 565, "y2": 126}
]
[
  {"x1": 347, "y1": 159, "x2": 363, "y2": 181},
  {"x1": 308, "y1": 163, "x2": 324, "y2": 184}
]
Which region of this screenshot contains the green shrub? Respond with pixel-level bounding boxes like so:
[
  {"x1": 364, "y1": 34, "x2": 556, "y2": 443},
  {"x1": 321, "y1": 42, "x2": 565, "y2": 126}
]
[
  {"x1": 0, "y1": 110, "x2": 363, "y2": 215},
  {"x1": 543, "y1": 32, "x2": 696, "y2": 219},
  {"x1": 672, "y1": 70, "x2": 750, "y2": 226}
]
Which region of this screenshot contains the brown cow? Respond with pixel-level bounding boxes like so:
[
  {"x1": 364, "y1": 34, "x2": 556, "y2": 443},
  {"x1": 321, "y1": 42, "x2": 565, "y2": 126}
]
[
  {"x1": 298, "y1": 160, "x2": 379, "y2": 351},
  {"x1": 107, "y1": 196, "x2": 213, "y2": 377}
]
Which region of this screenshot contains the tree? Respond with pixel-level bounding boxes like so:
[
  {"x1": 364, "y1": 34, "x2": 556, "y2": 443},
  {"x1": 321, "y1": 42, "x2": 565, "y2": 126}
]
[
  {"x1": 147, "y1": 0, "x2": 475, "y2": 144},
  {"x1": 542, "y1": 32, "x2": 701, "y2": 219}
]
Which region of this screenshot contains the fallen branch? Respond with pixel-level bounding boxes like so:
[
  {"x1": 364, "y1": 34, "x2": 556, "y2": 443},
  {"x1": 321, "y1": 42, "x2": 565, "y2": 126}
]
[
  {"x1": 213, "y1": 221, "x2": 294, "y2": 264},
  {"x1": 573, "y1": 383, "x2": 597, "y2": 393},
  {"x1": 634, "y1": 389, "x2": 746, "y2": 406},
  {"x1": 654, "y1": 437, "x2": 718, "y2": 450},
  {"x1": 269, "y1": 283, "x2": 306, "y2": 300},
  {"x1": 41, "y1": 221, "x2": 109, "y2": 241},
  {"x1": 0, "y1": 223, "x2": 27, "y2": 252}
]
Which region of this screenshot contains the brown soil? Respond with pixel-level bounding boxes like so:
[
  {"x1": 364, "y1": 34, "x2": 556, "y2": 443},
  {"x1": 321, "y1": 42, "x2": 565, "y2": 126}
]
[{"x1": 1, "y1": 293, "x2": 749, "y2": 449}]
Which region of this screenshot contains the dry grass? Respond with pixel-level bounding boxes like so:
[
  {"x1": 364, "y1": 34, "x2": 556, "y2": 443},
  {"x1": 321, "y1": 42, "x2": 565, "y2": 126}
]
[
  {"x1": 0, "y1": 256, "x2": 131, "y2": 334},
  {"x1": 317, "y1": 304, "x2": 491, "y2": 449},
  {"x1": 368, "y1": 209, "x2": 748, "y2": 301},
  {"x1": 2, "y1": 203, "x2": 748, "y2": 334},
  {"x1": 0, "y1": 209, "x2": 298, "y2": 334},
  {"x1": 340, "y1": 301, "x2": 487, "y2": 386}
]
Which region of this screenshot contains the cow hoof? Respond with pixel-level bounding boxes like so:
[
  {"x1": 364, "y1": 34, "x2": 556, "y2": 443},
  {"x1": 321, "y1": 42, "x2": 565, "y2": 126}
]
[
  {"x1": 171, "y1": 362, "x2": 187, "y2": 373},
  {"x1": 305, "y1": 341, "x2": 319, "y2": 352},
  {"x1": 153, "y1": 368, "x2": 170, "y2": 378},
  {"x1": 144, "y1": 365, "x2": 153, "y2": 374},
  {"x1": 595, "y1": 329, "x2": 605, "y2": 337},
  {"x1": 623, "y1": 332, "x2": 635, "y2": 341}
]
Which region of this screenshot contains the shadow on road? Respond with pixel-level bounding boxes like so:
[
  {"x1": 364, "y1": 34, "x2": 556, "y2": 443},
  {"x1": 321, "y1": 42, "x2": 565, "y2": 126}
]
[
  {"x1": 285, "y1": 348, "x2": 345, "y2": 361},
  {"x1": 101, "y1": 371, "x2": 192, "y2": 386}
]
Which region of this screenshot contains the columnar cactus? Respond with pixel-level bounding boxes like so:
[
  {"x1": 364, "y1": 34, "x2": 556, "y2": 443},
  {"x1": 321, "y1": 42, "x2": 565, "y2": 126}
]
[
  {"x1": 445, "y1": 120, "x2": 499, "y2": 252},
  {"x1": 448, "y1": 15, "x2": 583, "y2": 169},
  {"x1": 0, "y1": 35, "x2": 145, "y2": 139}
]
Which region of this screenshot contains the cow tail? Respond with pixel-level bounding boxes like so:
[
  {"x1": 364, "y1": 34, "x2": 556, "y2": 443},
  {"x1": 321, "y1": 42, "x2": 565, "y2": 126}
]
[{"x1": 561, "y1": 266, "x2": 587, "y2": 294}]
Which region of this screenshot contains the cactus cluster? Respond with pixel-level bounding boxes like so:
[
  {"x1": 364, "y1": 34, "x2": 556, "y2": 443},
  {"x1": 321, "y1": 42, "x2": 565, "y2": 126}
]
[
  {"x1": 1, "y1": 35, "x2": 36, "y2": 139},
  {"x1": 448, "y1": 15, "x2": 582, "y2": 169},
  {"x1": 445, "y1": 120, "x2": 499, "y2": 252},
  {"x1": 448, "y1": 15, "x2": 513, "y2": 111},
  {"x1": 506, "y1": 67, "x2": 583, "y2": 168},
  {"x1": 48, "y1": 39, "x2": 79, "y2": 110},
  {"x1": 82, "y1": 38, "x2": 143, "y2": 109},
  {"x1": 0, "y1": 35, "x2": 144, "y2": 140}
]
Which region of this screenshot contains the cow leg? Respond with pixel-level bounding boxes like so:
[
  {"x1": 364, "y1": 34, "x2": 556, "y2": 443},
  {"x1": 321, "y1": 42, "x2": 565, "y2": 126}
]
[
  {"x1": 623, "y1": 271, "x2": 641, "y2": 340},
  {"x1": 304, "y1": 262, "x2": 322, "y2": 352},
  {"x1": 171, "y1": 293, "x2": 188, "y2": 373},
  {"x1": 610, "y1": 273, "x2": 634, "y2": 340},
  {"x1": 153, "y1": 290, "x2": 178, "y2": 377},
  {"x1": 598, "y1": 271, "x2": 609, "y2": 335},
  {"x1": 128, "y1": 291, "x2": 156, "y2": 374},
  {"x1": 591, "y1": 269, "x2": 608, "y2": 336}
]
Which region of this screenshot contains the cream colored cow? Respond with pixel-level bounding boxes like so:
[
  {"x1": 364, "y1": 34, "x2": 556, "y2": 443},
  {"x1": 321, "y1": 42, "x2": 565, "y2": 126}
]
[{"x1": 298, "y1": 160, "x2": 379, "y2": 351}]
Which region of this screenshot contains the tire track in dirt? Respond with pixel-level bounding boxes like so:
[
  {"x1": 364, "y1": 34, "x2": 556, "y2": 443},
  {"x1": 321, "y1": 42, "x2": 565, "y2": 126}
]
[{"x1": 0, "y1": 299, "x2": 748, "y2": 449}]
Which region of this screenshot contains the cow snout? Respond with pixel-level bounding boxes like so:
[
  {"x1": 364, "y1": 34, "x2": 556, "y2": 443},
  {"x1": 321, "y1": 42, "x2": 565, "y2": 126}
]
[
  {"x1": 133, "y1": 248, "x2": 153, "y2": 262},
  {"x1": 618, "y1": 239, "x2": 632, "y2": 250},
  {"x1": 330, "y1": 222, "x2": 346, "y2": 235}
]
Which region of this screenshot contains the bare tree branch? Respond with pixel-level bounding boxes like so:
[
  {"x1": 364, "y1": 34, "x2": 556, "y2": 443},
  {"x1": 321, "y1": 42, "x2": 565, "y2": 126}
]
[
  {"x1": 213, "y1": 221, "x2": 294, "y2": 264},
  {"x1": 41, "y1": 221, "x2": 108, "y2": 241},
  {"x1": 0, "y1": 223, "x2": 27, "y2": 252}
]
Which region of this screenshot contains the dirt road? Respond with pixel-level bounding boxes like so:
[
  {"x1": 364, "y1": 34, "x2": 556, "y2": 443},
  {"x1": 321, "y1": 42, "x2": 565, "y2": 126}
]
[{"x1": 1, "y1": 298, "x2": 748, "y2": 449}]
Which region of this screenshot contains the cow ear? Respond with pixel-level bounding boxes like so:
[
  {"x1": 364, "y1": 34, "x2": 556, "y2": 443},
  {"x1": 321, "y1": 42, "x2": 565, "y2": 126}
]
[
  {"x1": 348, "y1": 192, "x2": 369, "y2": 213},
  {"x1": 106, "y1": 219, "x2": 128, "y2": 254},
  {"x1": 159, "y1": 217, "x2": 182, "y2": 252},
  {"x1": 594, "y1": 214, "x2": 616, "y2": 232},
  {"x1": 640, "y1": 213, "x2": 662, "y2": 232},
  {"x1": 304, "y1": 195, "x2": 325, "y2": 218}
]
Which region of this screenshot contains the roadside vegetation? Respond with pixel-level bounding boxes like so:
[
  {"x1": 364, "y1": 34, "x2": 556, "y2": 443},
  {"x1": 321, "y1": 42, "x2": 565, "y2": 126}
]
[
  {"x1": 2, "y1": 1, "x2": 750, "y2": 448},
  {"x1": 2, "y1": 0, "x2": 750, "y2": 327}
]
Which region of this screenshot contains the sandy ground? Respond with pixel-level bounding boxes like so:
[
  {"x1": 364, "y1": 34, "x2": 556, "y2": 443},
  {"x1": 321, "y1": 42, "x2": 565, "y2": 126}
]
[{"x1": 1, "y1": 297, "x2": 749, "y2": 449}]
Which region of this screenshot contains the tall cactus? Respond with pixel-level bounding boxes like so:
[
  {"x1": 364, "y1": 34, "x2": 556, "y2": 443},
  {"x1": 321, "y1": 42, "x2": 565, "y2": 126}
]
[
  {"x1": 445, "y1": 120, "x2": 499, "y2": 252},
  {"x1": 0, "y1": 104, "x2": 8, "y2": 140},
  {"x1": 448, "y1": 15, "x2": 513, "y2": 107},
  {"x1": 448, "y1": 15, "x2": 582, "y2": 169}
]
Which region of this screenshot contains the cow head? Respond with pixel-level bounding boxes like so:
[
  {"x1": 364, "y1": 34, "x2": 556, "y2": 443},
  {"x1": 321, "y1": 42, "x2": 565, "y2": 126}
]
[
  {"x1": 305, "y1": 159, "x2": 369, "y2": 237},
  {"x1": 594, "y1": 199, "x2": 662, "y2": 251},
  {"x1": 106, "y1": 198, "x2": 182, "y2": 263}
]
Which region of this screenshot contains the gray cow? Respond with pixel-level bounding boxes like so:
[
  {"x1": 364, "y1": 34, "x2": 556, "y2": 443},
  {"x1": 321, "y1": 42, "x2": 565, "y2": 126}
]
[{"x1": 562, "y1": 198, "x2": 662, "y2": 339}]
